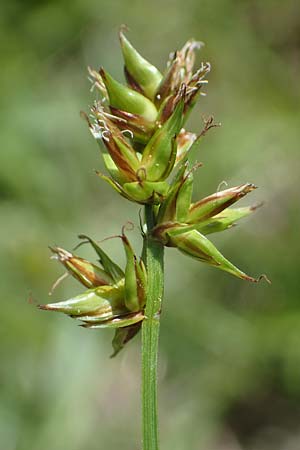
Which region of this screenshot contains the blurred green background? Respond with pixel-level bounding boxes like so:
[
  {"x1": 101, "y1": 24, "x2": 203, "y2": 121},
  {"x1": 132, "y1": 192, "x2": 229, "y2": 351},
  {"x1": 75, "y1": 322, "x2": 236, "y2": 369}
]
[{"x1": 1, "y1": 0, "x2": 300, "y2": 449}]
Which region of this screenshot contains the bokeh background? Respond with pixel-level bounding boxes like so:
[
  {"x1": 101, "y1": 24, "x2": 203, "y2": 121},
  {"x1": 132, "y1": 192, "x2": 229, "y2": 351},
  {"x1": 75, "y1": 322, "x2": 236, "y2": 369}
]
[{"x1": 1, "y1": 0, "x2": 300, "y2": 449}]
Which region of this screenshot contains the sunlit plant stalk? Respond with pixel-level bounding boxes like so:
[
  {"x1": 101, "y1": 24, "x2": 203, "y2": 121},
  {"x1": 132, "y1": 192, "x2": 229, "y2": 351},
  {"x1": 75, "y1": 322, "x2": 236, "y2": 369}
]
[
  {"x1": 39, "y1": 27, "x2": 269, "y2": 450},
  {"x1": 142, "y1": 205, "x2": 164, "y2": 450}
]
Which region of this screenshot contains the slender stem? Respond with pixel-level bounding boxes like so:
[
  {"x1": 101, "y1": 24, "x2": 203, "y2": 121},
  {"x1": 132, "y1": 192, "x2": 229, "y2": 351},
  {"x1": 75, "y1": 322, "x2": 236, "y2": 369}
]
[{"x1": 142, "y1": 204, "x2": 164, "y2": 450}]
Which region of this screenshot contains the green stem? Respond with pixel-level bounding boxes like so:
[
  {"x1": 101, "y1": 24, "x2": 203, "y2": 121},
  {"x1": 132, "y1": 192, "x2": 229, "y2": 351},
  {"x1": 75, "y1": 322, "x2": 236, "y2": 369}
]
[{"x1": 142, "y1": 205, "x2": 164, "y2": 450}]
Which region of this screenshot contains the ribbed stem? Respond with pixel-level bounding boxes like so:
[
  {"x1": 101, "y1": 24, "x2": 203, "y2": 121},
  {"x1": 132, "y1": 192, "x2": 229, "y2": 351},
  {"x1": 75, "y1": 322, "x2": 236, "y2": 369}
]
[{"x1": 142, "y1": 205, "x2": 164, "y2": 450}]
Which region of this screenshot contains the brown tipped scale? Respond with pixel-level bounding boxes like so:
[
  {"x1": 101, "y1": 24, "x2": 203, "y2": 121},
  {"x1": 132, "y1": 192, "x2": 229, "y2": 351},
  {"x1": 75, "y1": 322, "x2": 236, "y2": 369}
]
[
  {"x1": 90, "y1": 110, "x2": 141, "y2": 182},
  {"x1": 156, "y1": 39, "x2": 204, "y2": 105},
  {"x1": 187, "y1": 183, "x2": 257, "y2": 223},
  {"x1": 109, "y1": 106, "x2": 155, "y2": 144},
  {"x1": 50, "y1": 247, "x2": 114, "y2": 288}
]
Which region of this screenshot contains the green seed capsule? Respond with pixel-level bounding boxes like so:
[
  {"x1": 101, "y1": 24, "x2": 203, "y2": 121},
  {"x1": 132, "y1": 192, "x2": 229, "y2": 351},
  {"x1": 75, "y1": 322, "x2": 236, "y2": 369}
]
[
  {"x1": 167, "y1": 228, "x2": 259, "y2": 281},
  {"x1": 123, "y1": 241, "x2": 140, "y2": 312},
  {"x1": 119, "y1": 30, "x2": 163, "y2": 100},
  {"x1": 100, "y1": 68, "x2": 158, "y2": 123},
  {"x1": 141, "y1": 100, "x2": 184, "y2": 181},
  {"x1": 157, "y1": 163, "x2": 189, "y2": 223},
  {"x1": 121, "y1": 233, "x2": 147, "y2": 312},
  {"x1": 196, "y1": 205, "x2": 262, "y2": 235},
  {"x1": 175, "y1": 170, "x2": 194, "y2": 222},
  {"x1": 122, "y1": 180, "x2": 170, "y2": 204},
  {"x1": 39, "y1": 282, "x2": 126, "y2": 318}
]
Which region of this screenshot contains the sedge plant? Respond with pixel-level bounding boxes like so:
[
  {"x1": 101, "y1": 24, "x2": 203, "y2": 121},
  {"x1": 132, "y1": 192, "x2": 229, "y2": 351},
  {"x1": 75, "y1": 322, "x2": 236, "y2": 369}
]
[{"x1": 39, "y1": 28, "x2": 269, "y2": 450}]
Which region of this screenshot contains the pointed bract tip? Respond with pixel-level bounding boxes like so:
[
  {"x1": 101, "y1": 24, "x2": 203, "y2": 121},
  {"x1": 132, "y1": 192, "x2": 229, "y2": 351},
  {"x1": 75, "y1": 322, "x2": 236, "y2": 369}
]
[
  {"x1": 257, "y1": 274, "x2": 272, "y2": 284},
  {"x1": 242, "y1": 273, "x2": 271, "y2": 284},
  {"x1": 189, "y1": 161, "x2": 203, "y2": 174},
  {"x1": 121, "y1": 222, "x2": 134, "y2": 236},
  {"x1": 250, "y1": 201, "x2": 264, "y2": 211},
  {"x1": 119, "y1": 24, "x2": 129, "y2": 33},
  {"x1": 242, "y1": 183, "x2": 257, "y2": 193},
  {"x1": 38, "y1": 304, "x2": 54, "y2": 311},
  {"x1": 49, "y1": 246, "x2": 72, "y2": 262},
  {"x1": 119, "y1": 24, "x2": 130, "y2": 40},
  {"x1": 238, "y1": 183, "x2": 257, "y2": 195}
]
